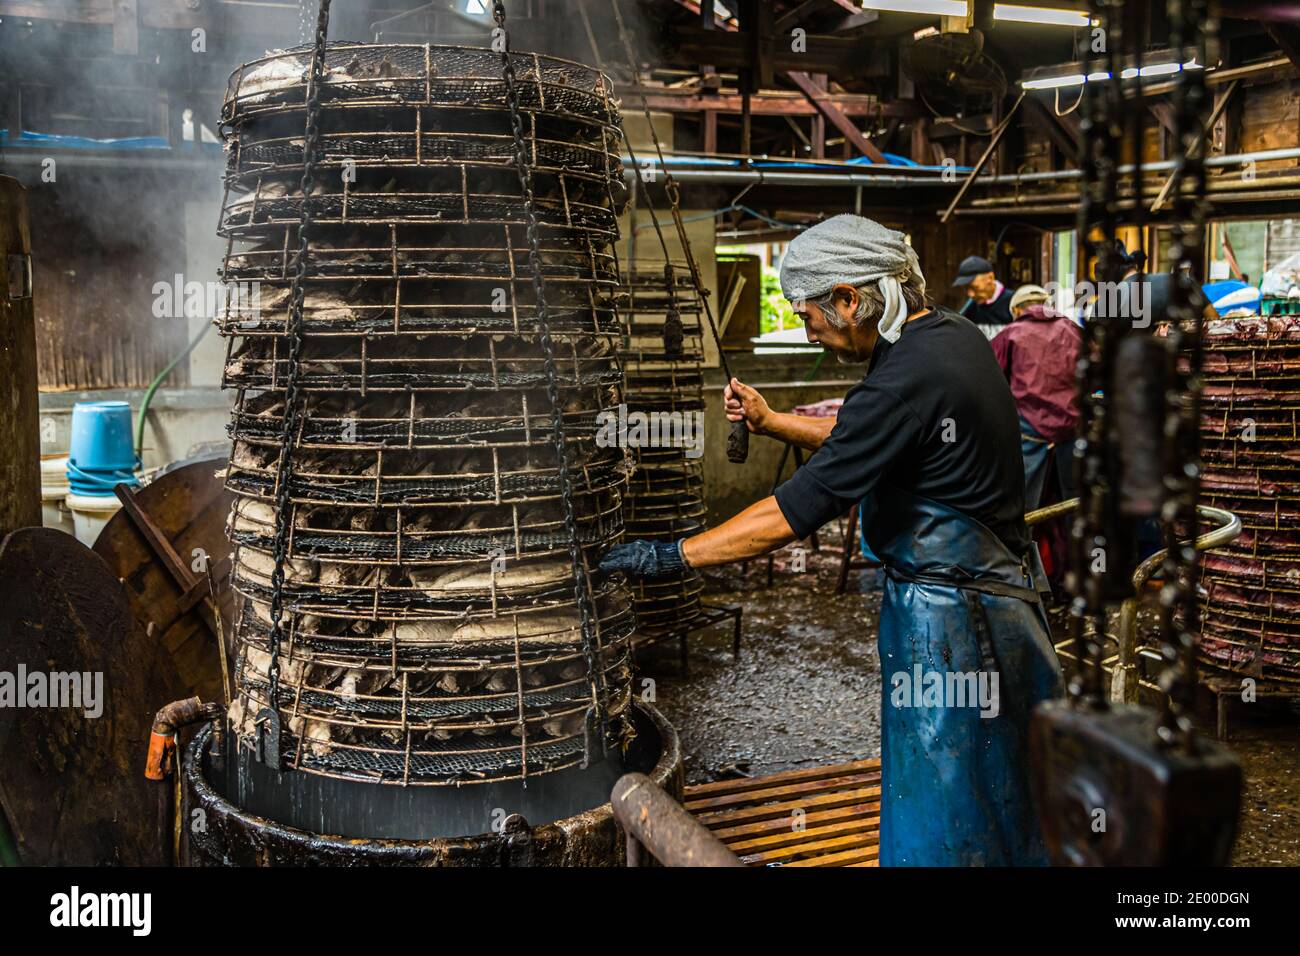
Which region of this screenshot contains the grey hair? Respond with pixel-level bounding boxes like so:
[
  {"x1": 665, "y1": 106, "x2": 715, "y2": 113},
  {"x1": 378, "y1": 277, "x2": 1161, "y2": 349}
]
[{"x1": 810, "y1": 270, "x2": 928, "y2": 330}]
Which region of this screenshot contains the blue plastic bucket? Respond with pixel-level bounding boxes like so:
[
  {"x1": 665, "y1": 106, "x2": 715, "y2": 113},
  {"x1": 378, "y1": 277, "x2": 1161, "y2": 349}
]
[{"x1": 67, "y1": 400, "x2": 140, "y2": 496}]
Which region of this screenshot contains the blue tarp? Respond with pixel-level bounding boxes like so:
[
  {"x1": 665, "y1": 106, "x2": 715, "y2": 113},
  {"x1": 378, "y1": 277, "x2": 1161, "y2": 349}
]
[
  {"x1": 1202, "y1": 279, "x2": 1262, "y2": 312},
  {"x1": 0, "y1": 129, "x2": 173, "y2": 150}
]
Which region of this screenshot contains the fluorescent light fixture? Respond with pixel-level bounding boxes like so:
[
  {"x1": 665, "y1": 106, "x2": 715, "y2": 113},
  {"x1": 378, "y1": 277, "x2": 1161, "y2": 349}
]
[
  {"x1": 1020, "y1": 48, "x2": 1213, "y2": 90},
  {"x1": 861, "y1": 0, "x2": 968, "y2": 15},
  {"x1": 993, "y1": 4, "x2": 1090, "y2": 27},
  {"x1": 1139, "y1": 62, "x2": 1182, "y2": 77},
  {"x1": 1021, "y1": 72, "x2": 1086, "y2": 89}
]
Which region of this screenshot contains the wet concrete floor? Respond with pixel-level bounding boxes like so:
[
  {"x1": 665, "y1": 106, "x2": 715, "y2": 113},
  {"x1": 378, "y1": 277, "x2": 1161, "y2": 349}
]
[{"x1": 636, "y1": 523, "x2": 1300, "y2": 866}]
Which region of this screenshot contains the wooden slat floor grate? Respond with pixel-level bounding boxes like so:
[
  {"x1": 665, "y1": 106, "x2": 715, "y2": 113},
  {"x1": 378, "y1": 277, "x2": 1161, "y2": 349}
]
[{"x1": 683, "y1": 758, "x2": 881, "y2": 867}]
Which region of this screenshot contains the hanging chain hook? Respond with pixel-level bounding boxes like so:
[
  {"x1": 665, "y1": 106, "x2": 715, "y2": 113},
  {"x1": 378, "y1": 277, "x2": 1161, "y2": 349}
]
[
  {"x1": 493, "y1": 0, "x2": 611, "y2": 763},
  {"x1": 257, "y1": 0, "x2": 333, "y2": 769}
]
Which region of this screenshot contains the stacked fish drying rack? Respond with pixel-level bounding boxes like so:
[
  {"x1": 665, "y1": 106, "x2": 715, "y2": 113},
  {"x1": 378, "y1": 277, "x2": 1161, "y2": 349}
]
[
  {"x1": 1198, "y1": 315, "x2": 1300, "y2": 691},
  {"x1": 215, "y1": 43, "x2": 635, "y2": 785}
]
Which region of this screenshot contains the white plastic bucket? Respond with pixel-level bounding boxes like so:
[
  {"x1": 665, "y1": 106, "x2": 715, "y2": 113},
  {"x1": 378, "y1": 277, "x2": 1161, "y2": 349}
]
[
  {"x1": 65, "y1": 492, "x2": 123, "y2": 548},
  {"x1": 40, "y1": 456, "x2": 75, "y2": 535}
]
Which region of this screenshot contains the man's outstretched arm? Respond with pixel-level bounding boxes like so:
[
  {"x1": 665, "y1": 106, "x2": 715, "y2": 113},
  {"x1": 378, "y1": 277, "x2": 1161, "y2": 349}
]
[
  {"x1": 681, "y1": 496, "x2": 797, "y2": 568},
  {"x1": 599, "y1": 495, "x2": 799, "y2": 579}
]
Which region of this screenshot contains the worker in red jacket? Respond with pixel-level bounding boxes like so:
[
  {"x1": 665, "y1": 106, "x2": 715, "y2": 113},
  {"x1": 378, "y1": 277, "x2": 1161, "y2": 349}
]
[{"x1": 990, "y1": 285, "x2": 1082, "y2": 510}]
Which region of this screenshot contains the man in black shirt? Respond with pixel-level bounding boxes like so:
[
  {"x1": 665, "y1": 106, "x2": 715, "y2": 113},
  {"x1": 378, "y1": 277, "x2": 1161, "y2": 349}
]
[
  {"x1": 601, "y1": 215, "x2": 1062, "y2": 866},
  {"x1": 954, "y1": 254, "x2": 1015, "y2": 338},
  {"x1": 770, "y1": 305, "x2": 1029, "y2": 557}
]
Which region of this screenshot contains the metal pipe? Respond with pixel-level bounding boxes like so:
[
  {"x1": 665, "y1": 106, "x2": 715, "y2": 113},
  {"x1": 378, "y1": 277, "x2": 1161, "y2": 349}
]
[
  {"x1": 1025, "y1": 497, "x2": 1079, "y2": 527},
  {"x1": 970, "y1": 172, "x2": 1300, "y2": 209},
  {"x1": 1130, "y1": 505, "x2": 1242, "y2": 591},
  {"x1": 611, "y1": 772, "x2": 743, "y2": 867},
  {"x1": 622, "y1": 165, "x2": 955, "y2": 188},
  {"x1": 1029, "y1": 500, "x2": 1243, "y2": 703},
  {"x1": 957, "y1": 187, "x2": 1300, "y2": 216},
  {"x1": 617, "y1": 146, "x2": 1300, "y2": 190},
  {"x1": 145, "y1": 696, "x2": 222, "y2": 781},
  {"x1": 982, "y1": 147, "x2": 1300, "y2": 185},
  {"x1": 1023, "y1": 499, "x2": 1240, "y2": 577}
]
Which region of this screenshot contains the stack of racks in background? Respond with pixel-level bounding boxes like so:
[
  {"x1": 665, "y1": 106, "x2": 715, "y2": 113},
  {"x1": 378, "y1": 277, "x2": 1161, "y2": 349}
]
[
  {"x1": 1197, "y1": 315, "x2": 1300, "y2": 688},
  {"x1": 618, "y1": 263, "x2": 706, "y2": 631}
]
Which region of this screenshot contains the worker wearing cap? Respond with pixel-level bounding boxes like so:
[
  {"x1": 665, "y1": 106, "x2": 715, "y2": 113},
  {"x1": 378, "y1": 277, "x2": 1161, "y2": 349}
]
[
  {"x1": 601, "y1": 214, "x2": 1062, "y2": 867},
  {"x1": 954, "y1": 254, "x2": 1015, "y2": 338},
  {"x1": 992, "y1": 284, "x2": 1082, "y2": 510}
]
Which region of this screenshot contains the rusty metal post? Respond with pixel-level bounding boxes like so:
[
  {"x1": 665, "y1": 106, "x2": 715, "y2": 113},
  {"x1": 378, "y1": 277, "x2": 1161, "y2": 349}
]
[
  {"x1": 0, "y1": 175, "x2": 40, "y2": 538},
  {"x1": 611, "y1": 773, "x2": 743, "y2": 867}
]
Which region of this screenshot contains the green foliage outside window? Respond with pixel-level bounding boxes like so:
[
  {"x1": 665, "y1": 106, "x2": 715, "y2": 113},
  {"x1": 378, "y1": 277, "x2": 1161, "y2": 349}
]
[{"x1": 718, "y1": 246, "x2": 796, "y2": 335}]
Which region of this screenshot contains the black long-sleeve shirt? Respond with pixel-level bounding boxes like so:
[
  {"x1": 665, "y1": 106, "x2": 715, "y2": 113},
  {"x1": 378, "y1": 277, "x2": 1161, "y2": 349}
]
[{"x1": 774, "y1": 307, "x2": 1029, "y2": 556}]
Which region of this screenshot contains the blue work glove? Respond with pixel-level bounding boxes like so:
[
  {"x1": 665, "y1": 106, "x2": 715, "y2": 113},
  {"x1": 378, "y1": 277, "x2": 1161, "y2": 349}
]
[{"x1": 598, "y1": 539, "x2": 688, "y2": 579}]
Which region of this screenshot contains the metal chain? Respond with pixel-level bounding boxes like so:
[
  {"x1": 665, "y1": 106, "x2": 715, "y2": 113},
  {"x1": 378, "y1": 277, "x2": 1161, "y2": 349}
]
[
  {"x1": 1068, "y1": 0, "x2": 1212, "y2": 746},
  {"x1": 1157, "y1": 0, "x2": 1211, "y2": 749},
  {"x1": 1067, "y1": 0, "x2": 1124, "y2": 705},
  {"x1": 607, "y1": 0, "x2": 748, "y2": 461},
  {"x1": 493, "y1": 0, "x2": 608, "y2": 754},
  {"x1": 574, "y1": 2, "x2": 686, "y2": 360},
  {"x1": 262, "y1": 0, "x2": 332, "y2": 749}
]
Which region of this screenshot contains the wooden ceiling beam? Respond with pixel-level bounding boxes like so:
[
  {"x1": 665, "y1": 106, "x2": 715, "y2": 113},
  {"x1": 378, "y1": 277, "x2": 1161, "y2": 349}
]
[
  {"x1": 1265, "y1": 22, "x2": 1300, "y2": 71},
  {"x1": 1022, "y1": 95, "x2": 1080, "y2": 164},
  {"x1": 670, "y1": 24, "x2": 885, "y2": 74},
  {"x1": 621, "y1": 86, "x2": 919, "y2": 118},
  {"x1": 786, "y1": 69, "x2": 888, "y2": 162}
]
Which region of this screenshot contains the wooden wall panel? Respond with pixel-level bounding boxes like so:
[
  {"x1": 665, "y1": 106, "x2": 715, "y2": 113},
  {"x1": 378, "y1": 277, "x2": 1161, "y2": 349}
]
[
  {"x1": 0, "y1": 175, "x2": 41, "y2": 534},
  {"x1": 1235, "y1": 79, "x2": 1300, "y2": 173},
  {"x1": 27, "y1": 169, "x2": 193, "y2": 391}
]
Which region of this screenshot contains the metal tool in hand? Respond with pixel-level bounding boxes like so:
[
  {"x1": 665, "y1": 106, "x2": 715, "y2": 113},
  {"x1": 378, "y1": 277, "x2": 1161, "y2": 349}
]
[
  {"x1": 604, "y1": 0, "x2": 750, "y2": 463},
  {"x1": 493, "y1": 0, "x2": 610, "y2": 762},
  {"x1": 257, "y1": 0, "x2": 332, "y2": 769},
  {"x1": 1030, "y1": 0, "x2": 1241, "y2": 866}
]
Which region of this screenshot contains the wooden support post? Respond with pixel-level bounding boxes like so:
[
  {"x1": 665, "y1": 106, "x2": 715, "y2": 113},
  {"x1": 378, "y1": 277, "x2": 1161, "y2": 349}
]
[
  {"x1": 810, "y1": 72, "x2": 826, "y2": 158},
  {"x1": 1024, "y1": 95, "x2": 1081, "y2": 165},
  {"x1": 939, "y1": 91, "x2": 1026, "y2": 223},
  {"x1": 1265, "y1": 22, "x2": 1300, "y2": 71},
  {"x1": 776, "y1": 0, "x2": 820, "y2": 33},
  {"x1": 0, "y1": 176, "x2": 40, "y2": 537},
  {"x1": 1150, "y1": 79, "x2": 1239, "y2": 213},
  {"x1": 741, "y1": 77, "x2": 752, "y2": 157},
  {"x1": 910, "y1": 115, "x2": 931, "y2": 165},
  {"x1": 786, "y1": 70, "x2": 887, "y2": 163}
]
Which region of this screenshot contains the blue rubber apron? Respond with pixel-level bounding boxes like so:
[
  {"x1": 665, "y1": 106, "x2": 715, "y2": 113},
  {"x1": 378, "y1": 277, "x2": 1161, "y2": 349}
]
[{"x1": 861, "y1": 484, "x2": 1063, "y2": 866}]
